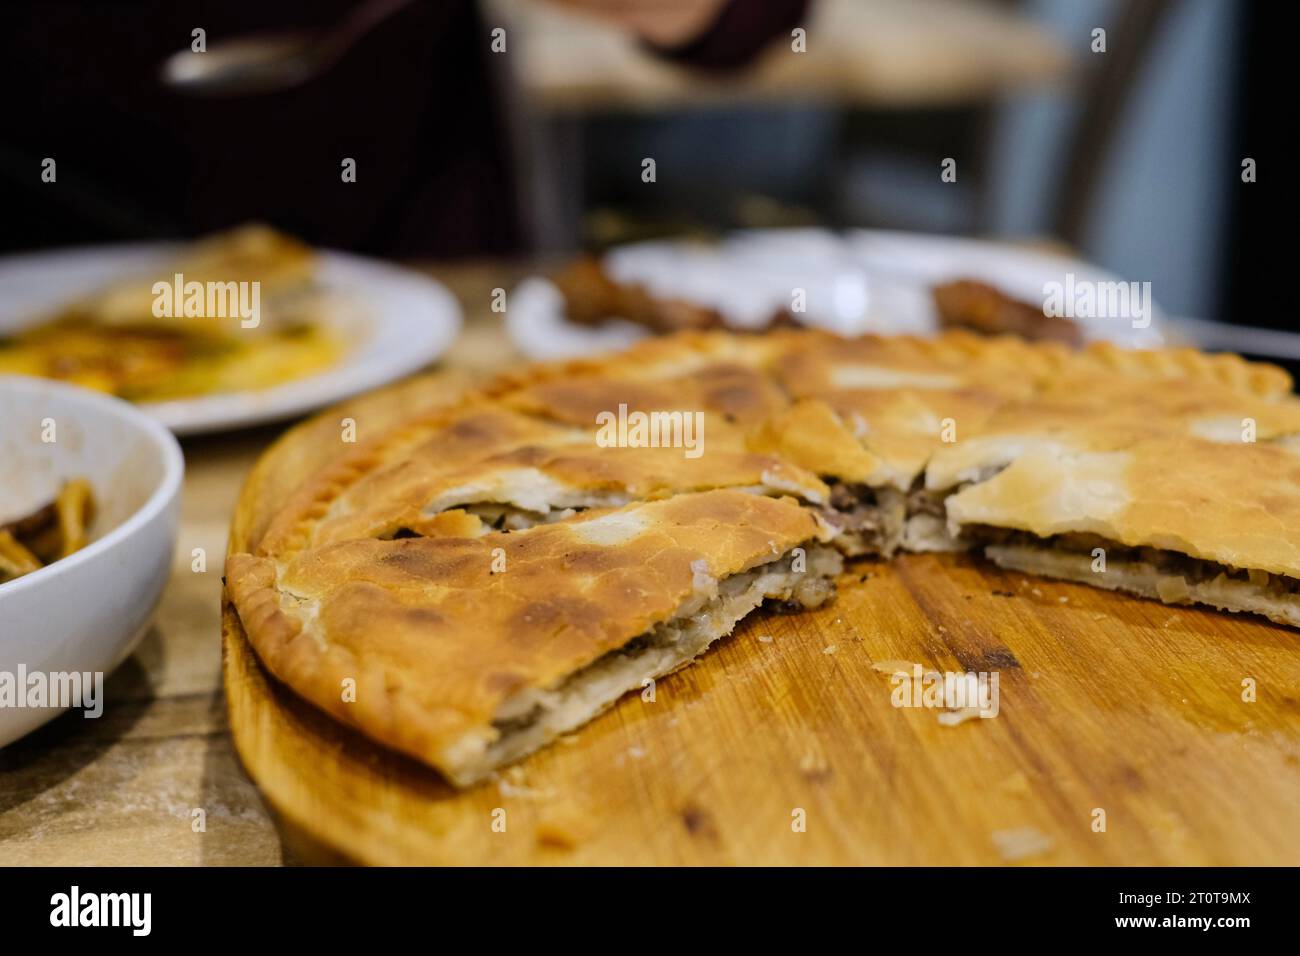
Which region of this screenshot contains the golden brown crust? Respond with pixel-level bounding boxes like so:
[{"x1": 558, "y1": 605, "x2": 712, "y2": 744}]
[
  {"x1": 227, "y1": 328, "x2": 1300, "y2": 787},
  {"x1": 746, "y1": 398, "x2": 885, "y2": 485},
  {"x1": 945, "y1": 435, "x2": 1300, "y2": 577},
  {"x1": 1074, "y1": 340, "x2": 1293, "y2": 397},
  {"x1": 232, "y1": 490, "x2": 823, "y2": 777}
]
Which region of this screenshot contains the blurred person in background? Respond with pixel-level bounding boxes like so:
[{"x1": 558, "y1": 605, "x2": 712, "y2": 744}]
[{"x1": 1, "y1": 0, "x2": 806, "y2": 258}]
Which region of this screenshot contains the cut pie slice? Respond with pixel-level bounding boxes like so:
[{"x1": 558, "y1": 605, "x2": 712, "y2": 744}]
[
  {"x1": 227, "y1": 489, "x2": 841, "y2": 786},
  {"x1": 939, "y1": 434, "x2": 1300, "y2": 627},
  {"x1": 920, "y1": 365, "x2": 1300, "y2": 553},
  {"x1": 257, "y1": 401, "x2": 830, "y2": 554}
]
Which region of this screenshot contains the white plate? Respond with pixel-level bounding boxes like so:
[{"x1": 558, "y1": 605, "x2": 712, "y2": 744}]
[
  {"x1": 0, "y1": 243, "x2": 461, "y2": 435},
  {"x1": 507, "y1": 229, "x2": 1166, "y2": 360}
]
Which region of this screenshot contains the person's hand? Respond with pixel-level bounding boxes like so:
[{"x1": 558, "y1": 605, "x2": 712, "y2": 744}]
[{"x1": 544, "y1": 0, "x2": 731, "y2": 48}]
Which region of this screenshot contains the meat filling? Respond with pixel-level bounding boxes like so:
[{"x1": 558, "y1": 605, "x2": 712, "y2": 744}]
[
  {"x1": 964, "y1": 524, "x2": 1300, "y2": 628},
  {"x1": 463, "y1": 503, "x2": 583, "y2": 532},
  {"x1": 967, "y1": 526, "x2": 1300, "y2": 595},
  {"x1": 900, "y1": 485, "x2": 966, "y2": 552},
  {"x1": 465, "y1": 543, "x2": 844, "y2": 784},
  {"x1": 820, "y1": 481, "x2": 905, "y2": 556}
]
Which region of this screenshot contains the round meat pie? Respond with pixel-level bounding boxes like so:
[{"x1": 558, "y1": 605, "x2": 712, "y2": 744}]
[{"x1": 227, "y1": 330, "x2": 1300, "y2": 785}]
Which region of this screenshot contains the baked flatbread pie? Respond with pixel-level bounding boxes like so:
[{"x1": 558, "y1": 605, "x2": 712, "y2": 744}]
[{"x1": 226, "y1": 329, "x2": 1300, "y2": 786}]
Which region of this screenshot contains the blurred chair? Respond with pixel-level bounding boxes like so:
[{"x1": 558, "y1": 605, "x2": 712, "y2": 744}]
[{"x1": 1050, "y1": 0, "x2": 1180, "y2": 248}]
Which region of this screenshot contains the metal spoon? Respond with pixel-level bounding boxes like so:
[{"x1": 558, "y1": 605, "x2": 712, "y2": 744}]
[{"x1": 160, "y1": 0, "x2": 413, "y2": 96}]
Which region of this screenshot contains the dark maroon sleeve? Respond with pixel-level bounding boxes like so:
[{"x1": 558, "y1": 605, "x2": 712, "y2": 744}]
[{"x1": 645, "y1": 0, "x2": 810, "y2": 70}]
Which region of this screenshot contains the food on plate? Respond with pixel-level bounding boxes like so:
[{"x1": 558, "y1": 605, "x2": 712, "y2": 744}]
[
  {"x1": 225, "y1": 328, "x2": 1300, "y2": 785},
  {"x1": 933, "y1": 278, "x2": 1083, "y2": 344},
  {"x1": 553, "y1": 258, "x2": 1087, "y2": 344},
  {"x1": 0, "y1": 225, "x2": 343, "y2": 402},
  {"x1": 0, "y1": 479, "x2": 96, "y2": 583},
  {"x1": 552, "y1": 255, "x2": 795, "y2": 334}
]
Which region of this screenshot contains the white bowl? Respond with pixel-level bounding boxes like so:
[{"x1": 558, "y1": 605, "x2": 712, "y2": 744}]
[{"x1": 0, "y1": 376, "x2": 183, "y2": 746}]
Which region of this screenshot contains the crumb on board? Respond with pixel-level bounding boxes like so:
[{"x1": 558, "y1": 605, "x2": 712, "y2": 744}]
[
  {"x1": 823, "y1": 644, "x2": 837, "y2": 655},
  {"x1": 535, "y1": 823, "x2": 578, "y2": 849},
  {"x1": 496, "y1": 766, "x2": 553, "y2": 800},
  {"x1": 937, "y1": 707, "x2": 983, "y2": 727},
  {"x1": 757, "y1": 634, "x2": 774, "y2": 644},
  {"x1": 535, "y1": 808, "x2": 591, "y2": 849},
  {"x1": 799, "y1": 749, "x2": 830, "y2": 776},
  {"x1": 991, "y1": 826, "x2": 1055, "y2": 862},
  {"x1": 872, "y1": 659, "x2": 922, "y2": 674}
]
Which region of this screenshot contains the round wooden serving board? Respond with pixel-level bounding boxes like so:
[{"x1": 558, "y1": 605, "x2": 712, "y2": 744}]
[{"x1": 222, "y1": 373, "x2": 1300, "y2": 865}]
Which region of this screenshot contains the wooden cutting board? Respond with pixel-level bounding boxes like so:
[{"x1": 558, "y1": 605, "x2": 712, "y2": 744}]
[{"x1": 222, "y1": 374, "x2": 1300, "y2": 866}]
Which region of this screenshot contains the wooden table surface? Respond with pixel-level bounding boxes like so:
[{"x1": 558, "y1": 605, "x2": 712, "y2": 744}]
[{"x1": 0, "y1": 264, "x2": 526, "y2": 866}]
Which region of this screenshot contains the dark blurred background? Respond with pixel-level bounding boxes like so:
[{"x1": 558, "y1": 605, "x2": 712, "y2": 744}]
[{"x1": 1, "y1": 0, "x2": 1291, "y2": 328}]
